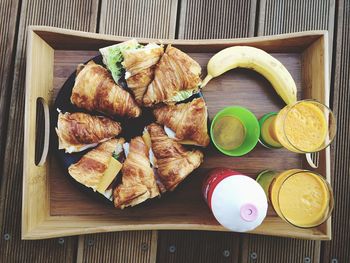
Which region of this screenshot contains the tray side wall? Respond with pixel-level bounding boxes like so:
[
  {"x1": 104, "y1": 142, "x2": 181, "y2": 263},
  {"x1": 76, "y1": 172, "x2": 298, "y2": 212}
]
[
  {"x1": 32, "y1": 26, "x2": 326, "y2": 52},
  {"x1": 22, "y1": 31, "x2": 54, "y2": 238},
  {"x1": 301, "y1": 33, "x2": 332, "y2": 239}
]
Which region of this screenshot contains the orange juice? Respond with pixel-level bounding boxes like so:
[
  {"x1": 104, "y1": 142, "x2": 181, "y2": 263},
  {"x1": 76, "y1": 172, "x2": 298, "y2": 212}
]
[
  {"x1": 269, "y1": 169, "x2": 333, "y2": 228},
  {"x1": 259, "y1": 114, "x2": 282, "y2": 148},
  {"x1": 274, "y1": 101, "x2": 328, "y2": 153}
]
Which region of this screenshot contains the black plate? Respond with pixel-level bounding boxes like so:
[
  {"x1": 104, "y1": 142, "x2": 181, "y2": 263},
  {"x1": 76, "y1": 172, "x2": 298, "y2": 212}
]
[{"x1": 52, "y1": 55, "x2": 206, "y2": 204}]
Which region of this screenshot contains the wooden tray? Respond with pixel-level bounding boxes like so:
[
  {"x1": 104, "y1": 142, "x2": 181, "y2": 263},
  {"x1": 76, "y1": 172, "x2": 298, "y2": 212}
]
[{"x1": 23, "y1": 26, "x2": 331, "y2": 240}]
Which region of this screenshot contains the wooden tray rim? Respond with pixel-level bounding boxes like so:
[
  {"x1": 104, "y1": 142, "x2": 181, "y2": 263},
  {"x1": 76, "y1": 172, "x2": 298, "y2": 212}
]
[{"x1": 28, "y1": 25, "x2": 329, "y2": 45}]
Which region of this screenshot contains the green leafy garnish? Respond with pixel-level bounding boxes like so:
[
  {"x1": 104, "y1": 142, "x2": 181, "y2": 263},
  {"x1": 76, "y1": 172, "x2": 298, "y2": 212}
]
[
  {"x1": 170, "y1": 89, "x2": 199, "y2": 102},
  {"x1": 112, "y1": 152, "x2": 120, "y2": 160},
  {"x1": 100, "y1": 39, "x2": 142, "y2": 83}
]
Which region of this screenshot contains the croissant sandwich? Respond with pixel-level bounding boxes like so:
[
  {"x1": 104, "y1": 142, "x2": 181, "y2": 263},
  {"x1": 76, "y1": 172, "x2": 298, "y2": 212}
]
[
  {"x1": 153, "y1": 98, "x2": 210, "y2": 147},
  {"x1": 122, "y1": 43, "x2": 164, "y2": 78},
  {"x1": 100, "y1": 40, "x2": 163, "y2": 104},
  {"x1": 143, "y1": 45, "x2": 202, "y2": 106},
  {"x1": 56, "y1": 111, "x2": 122, "y2": 153},
  {"x1": 147, "y1": 123, "x2": 203, "y2": 192},
  {"x1": 71, "y1": 61, "x2": 141, "y2": 118},
  {"x1": 68, "y1": 138, "x2": 125, "y2": 200},
  {"x1": 99, "y1": 39, "x2": 140, "y2": 83},
  {"x1": 125, "y1": 67, "x2": 154, "y2": 104},
  {"x1": 114, "y1": 136, "x2": 159, "y2": 209}
]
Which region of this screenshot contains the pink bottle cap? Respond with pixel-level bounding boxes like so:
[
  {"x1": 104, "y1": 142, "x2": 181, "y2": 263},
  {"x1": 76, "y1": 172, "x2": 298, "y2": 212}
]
[{"x1": 240, "y1": 203, "x2": 258, "y2": 222}]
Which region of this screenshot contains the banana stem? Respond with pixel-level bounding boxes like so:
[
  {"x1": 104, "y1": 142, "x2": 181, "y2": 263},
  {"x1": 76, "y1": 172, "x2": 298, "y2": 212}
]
[{"x1": 200, "y1": 75, "x2": 213, "y2": 88}]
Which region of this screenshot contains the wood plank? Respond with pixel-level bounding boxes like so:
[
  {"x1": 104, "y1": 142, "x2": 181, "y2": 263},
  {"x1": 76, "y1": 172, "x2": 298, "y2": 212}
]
[
  {"x1": 99, "y1": 0, "x2": 178, "y2": 39},
  {"x1": 240, "y1": 0, "x2": 337, "y2": 262},
  {"x1": 0, "y1": 0, "x2": 20, "y2": 187},
  {"x1": 321, "y1": 0, "x2": 350, "y2": 262},
  {"x1": 77, "y1": 231, "x2": 158, "y2": 263},
  {"x1": 157, "y1": 231, "x2": 241, "y2": 263},
  {"x1": 258, "y1": 0, "x2": 335, "y2": 63},
  {"x1": 0, "y1": 0, "x2": 99, "y2": 262},
  {"x1": 177, "y1": 0, "x2": 257, "y2": 39},
  {"x1": 76, "y1": 1, "x2": 179, "y2": 262},
  {"x1": 241, "y1": 235, "x2": 320, "y2": 263}
]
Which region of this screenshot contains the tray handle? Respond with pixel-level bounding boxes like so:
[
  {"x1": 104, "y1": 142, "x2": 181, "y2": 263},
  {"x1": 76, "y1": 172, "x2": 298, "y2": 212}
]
[
  {"x1": 36, "y1": 98, "x2": 50, "y2": 166},
  {"x1": 306, "y1": 152, "x2": 318, "y2": 169}
]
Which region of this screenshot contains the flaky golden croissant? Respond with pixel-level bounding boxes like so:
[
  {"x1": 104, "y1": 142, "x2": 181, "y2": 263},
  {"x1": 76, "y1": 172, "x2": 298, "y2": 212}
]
[
  {"x1": 114, "y1": 136, "x2": 159, "y2": 209},
  {"x1": 122, "y1": 43, "x2": 163, "y2": 77},
  {"x1": 153, "y1": 98, "x2": 210, "y2": 147},
  {"x1": 71, "y1": 61, "x2": 141, "y2": 118},
  {"x1": 56, "y1": 112, "x2": 122, "y2": 153},
  {"x1": 147, "y1": 123, "x2": 203, "y2": 191},
  {"x1": 126, "y1": 67, "x2": 154, "y2": 105},
  {"x1": 143, "y1": 45, "x2": 202, "y2": 106},
  {"x1": 123, "y1": 44, "x2": 163, "y2": 104},
  {"x1": 68, "y1": 138, "x2": 125, "y2": 190}
]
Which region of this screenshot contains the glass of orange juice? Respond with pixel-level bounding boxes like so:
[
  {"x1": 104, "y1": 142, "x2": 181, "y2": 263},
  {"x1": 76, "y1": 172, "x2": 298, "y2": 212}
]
[
  {"x1": 257, "y1": 169, "x2": 334, "y2": 228},
  {"x1": 259, "y1": 100, "x2": 336, "y2": 153}
]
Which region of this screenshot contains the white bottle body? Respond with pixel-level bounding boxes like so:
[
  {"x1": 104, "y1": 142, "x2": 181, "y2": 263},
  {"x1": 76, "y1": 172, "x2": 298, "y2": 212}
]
[{"x1": 203, "y1": 169, "x2": 267, "y2": 232}]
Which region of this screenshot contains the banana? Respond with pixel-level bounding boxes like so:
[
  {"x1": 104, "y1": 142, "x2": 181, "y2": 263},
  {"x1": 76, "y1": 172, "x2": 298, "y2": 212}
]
[{"x1": 201, "y1": 46, "x2": 297, "y2": 105}]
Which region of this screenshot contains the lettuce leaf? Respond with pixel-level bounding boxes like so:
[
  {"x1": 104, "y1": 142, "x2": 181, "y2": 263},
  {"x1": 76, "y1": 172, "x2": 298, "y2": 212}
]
[
  {"x1": 100, "y1": 39, "x2": 142, "y2": 83},
  {"x1": 170, "y1": 89, "x2": 199, "y2": 102},
  {"x1": 112, "y1": 152, "x2": 120, "y2": 160}
]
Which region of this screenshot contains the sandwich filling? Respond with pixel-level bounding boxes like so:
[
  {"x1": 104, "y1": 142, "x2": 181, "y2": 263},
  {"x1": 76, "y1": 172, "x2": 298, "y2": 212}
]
[{"x1": 99, "y1": 39, "x2": 141, "y2": 83}]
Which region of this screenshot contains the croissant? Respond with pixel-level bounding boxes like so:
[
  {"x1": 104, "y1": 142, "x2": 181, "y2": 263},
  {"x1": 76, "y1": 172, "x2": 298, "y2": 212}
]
[
  {"x1": 147, "y1": 123, "x2": 203, "y2": 191},
  {"x1": 153, "y1": 98, "x2": 210, "y2": 147},
  {"x1": 71, "y1": 61, "x2": 141, "y2": 118},
  {"x1": 122, "y1": 43, "x2": 164, "y2": 77},
  {"x1": 56, "y1": 112, "x2": 122, "y2": 153},
  {"x1": 143, "y1": 45, "x2": 202, "y2": 106},
  {"x1": 114, "y1": 136, "x2": 159, "y2": 208},
  {"x1": 68, "y1": 138, "x2": 125, "y2": 190},
  {"x1": 126, "y1": 67, "x2": 154, "y2": 105}
]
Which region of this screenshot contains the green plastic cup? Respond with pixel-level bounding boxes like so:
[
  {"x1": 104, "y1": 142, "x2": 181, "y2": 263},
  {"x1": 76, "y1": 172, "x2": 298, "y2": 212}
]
[
  {"x1": 258, "y1": 112, "x2": 283, "y2": 149},
  {"x1": 256, "y1": 170, "x2": 278, "y2": 198},
  {"x1": 210, "y1": 106, "x2": 260, "y2": 156}
]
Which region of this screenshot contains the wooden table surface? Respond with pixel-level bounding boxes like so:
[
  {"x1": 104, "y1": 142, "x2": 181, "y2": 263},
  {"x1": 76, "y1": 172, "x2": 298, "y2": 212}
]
[{"x1": 0, "y1": 0, "x2": 349, "y2": 262}]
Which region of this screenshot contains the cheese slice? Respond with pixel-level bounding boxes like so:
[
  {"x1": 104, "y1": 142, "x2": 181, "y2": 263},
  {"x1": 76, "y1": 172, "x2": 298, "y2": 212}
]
[
  {"x1": 178, "y1": 139, "x2": 199, "y2": 145},
  {"x1": 164, "y1": 125, "x2": 199, "y2": 146},
  {"x1": 96, "y1": 158, "x2": 122, "y2": 194}
]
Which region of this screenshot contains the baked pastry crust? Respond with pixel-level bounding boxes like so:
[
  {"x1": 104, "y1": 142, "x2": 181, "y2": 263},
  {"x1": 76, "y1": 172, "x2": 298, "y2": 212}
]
[
  {"x1": 147, "y1": 123, "x2": 203, "y2": 191},
  {"x1": 114, "y1": 136, "x2": 159, "y2": 208},
  {"x1": 143, "y1": 46, "x2": 201, "y2": 106},
  {"x1": 153, "y1": 98, "x2": 210, "y2": 146},
  {"x1": 71, "y1": 61, "x2": 141, "y2": 118},
  {"x1": 56, "y1": 112, "x2": 122, "y2": 153},
  {"x1": 122, "y1": 44, "x2": 163, "y2": 77},
  {"x1": 68, "y1": 138, "x2": 125, "y2": 190},
  {"x1": 126, "y1": 67, "x2": 154, "y2": 105}
]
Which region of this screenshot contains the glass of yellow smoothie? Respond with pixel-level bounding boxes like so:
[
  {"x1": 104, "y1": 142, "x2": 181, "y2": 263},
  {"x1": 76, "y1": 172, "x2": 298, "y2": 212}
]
[
  {"x1": 260, "y1": 100, "x2": 336, "y2": 153},
  {"x1": 257, "y1": 169, "x2": 334, "y2": 228}
]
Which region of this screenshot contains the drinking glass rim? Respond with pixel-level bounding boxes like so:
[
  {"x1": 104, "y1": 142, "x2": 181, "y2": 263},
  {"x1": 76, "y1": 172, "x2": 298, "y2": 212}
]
[
  {"x1": 281, "y1": 99, "x2": 337, "y2": 153},
  {"x1": 275, "y1": 169, "x2": 334, "y2": 229}
]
